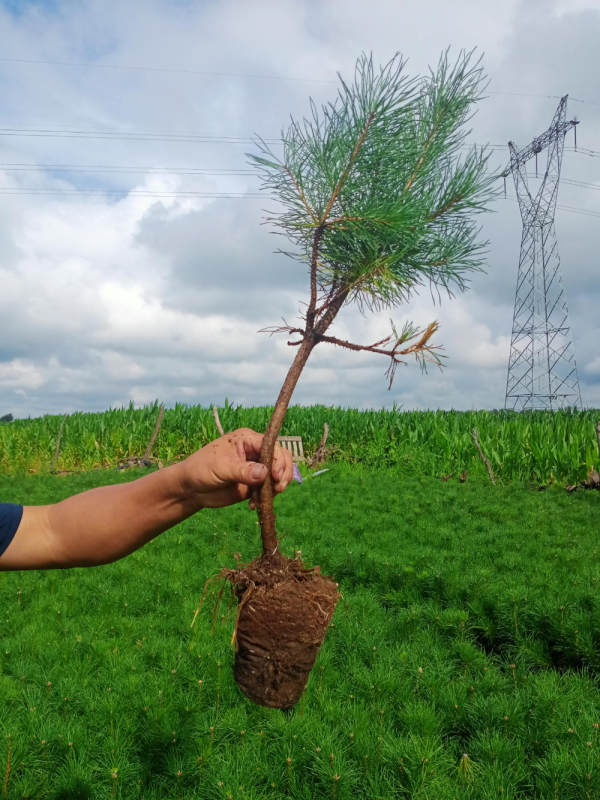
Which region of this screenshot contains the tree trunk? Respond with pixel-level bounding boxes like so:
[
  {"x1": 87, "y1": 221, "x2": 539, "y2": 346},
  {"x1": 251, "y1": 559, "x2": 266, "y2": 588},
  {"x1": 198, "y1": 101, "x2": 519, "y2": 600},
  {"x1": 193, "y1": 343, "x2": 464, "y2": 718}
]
[{"x1": 256, "y1": 337, "x2": 315, "y2": 555}]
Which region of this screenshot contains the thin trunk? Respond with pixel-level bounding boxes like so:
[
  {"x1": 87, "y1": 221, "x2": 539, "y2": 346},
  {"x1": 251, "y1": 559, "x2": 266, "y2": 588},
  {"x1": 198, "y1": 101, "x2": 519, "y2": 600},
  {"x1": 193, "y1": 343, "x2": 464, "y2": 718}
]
[{"x1": 256, "y1": 337, "x2": 315, "y2": 555}]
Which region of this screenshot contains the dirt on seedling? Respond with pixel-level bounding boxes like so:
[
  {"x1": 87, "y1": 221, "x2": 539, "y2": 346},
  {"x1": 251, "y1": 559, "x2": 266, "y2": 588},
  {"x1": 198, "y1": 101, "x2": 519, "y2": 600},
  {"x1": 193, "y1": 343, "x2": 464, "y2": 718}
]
[{"x1": 223, "y1": 552, "x2": 339, "y2": 709}]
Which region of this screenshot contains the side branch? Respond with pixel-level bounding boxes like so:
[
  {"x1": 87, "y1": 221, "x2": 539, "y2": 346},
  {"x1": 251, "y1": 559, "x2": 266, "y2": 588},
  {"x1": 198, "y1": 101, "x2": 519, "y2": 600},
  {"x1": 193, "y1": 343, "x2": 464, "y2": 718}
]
[
  {"x1": 428, "y1": 193, "x2": 466, "y2": 222},
  {"x1": 306, "y1": 225, "x2": 325, "y2": 331},
  {"x1": 321, "y1": 111, "x2": 376, "y2": 223},
  {"x1": 315, "y1": 321, "x2": 442, "y2": 389},
  {"x1": 403, "y1": 112, "x2": 443, "y2": 193},
  {"x1": 284, "y1": 165, "x2": 318, "y2": 223}
]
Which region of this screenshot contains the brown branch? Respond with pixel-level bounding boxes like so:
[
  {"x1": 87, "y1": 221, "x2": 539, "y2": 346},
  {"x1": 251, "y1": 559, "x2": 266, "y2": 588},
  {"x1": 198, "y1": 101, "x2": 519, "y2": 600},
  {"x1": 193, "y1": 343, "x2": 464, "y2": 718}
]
[
  {"x1": 314, "y1": 287, "x2": 350, "y2": 337},
  {"x1": 306, "y1": 225, "x2": 325, "y2": 331},
  {"x1": 284, "y1": 165, "x2": 318, "y2": 223},
  {"x1": 321, "y1": 111, "x2": 376, "y2": 223},
  {"x1": 403, "y1": 113, "x2": 443, "y2": 193},
  {"x1": 325, "y1": 215, "x2": 392, "y2": 227},
  {"x1": 314, "y1": 278, "x2": 341, "y2": 318},
  {"x1": 315, "y1": 324, "x2": 440, "y2": 363},
  {"x1": 428, "y1": 193, "x2": 465, "y2": 222},
  {"x1": 313, "y1": 321, "x2": 442, "y2": 389},
  {"x1": 336, "y1": 259, "x2": 395, "y2": 305},
  {"x1": 256, "y1": 337, "x2": 317, "y2": 556},
  {"x1": 260, "y1": 323, "x2": 305, "y2": 338},
  {"x1": 472, "y1": 428, "x2": 496, "y2": 484}
]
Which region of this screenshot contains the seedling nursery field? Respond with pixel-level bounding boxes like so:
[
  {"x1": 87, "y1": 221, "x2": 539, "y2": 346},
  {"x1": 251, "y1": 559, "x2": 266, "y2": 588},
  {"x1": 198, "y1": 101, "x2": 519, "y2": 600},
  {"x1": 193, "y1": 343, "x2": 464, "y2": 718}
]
[{"x1": 1, "y1": 406, "x2": 600, "y2": 799}]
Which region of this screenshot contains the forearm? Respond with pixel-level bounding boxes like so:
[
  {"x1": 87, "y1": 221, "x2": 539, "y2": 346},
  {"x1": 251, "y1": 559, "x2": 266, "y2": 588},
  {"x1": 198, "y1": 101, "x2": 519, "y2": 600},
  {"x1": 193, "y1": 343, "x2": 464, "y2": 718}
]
[
  {"x1": 51, "y1": 463, "x2": 200, "y2": 566},
  {"x1": 0, "y1": 428, "x2": 293, "y2": 572},
  {"x1": 3, "y1": 463, "x2": 201, "y2": 570}
]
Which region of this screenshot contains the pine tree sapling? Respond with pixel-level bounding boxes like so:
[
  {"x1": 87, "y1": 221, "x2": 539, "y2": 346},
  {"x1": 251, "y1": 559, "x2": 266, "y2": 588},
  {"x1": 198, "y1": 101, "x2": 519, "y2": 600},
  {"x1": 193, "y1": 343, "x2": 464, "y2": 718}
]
[{"x1": 222, "y1": 49, "x2": 497, "y2": 708}]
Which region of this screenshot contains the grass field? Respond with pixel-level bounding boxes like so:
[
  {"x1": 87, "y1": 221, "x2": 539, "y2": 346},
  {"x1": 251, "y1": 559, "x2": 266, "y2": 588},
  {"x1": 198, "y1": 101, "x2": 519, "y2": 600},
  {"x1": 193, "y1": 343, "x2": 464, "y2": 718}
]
[
  {"x1": 1, "y1": 465, "x2": 599, "y2": 799},
  {"x1": 1, "y1": 403, "x2": 599, "y2": 484}
]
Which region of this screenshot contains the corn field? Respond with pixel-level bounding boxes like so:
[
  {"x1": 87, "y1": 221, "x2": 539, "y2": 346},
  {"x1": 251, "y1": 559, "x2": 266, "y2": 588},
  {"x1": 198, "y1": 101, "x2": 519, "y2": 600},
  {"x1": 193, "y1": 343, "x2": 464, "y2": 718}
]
[{"x1": 0, "y1": 402, "x2": 599, "y2": 484}]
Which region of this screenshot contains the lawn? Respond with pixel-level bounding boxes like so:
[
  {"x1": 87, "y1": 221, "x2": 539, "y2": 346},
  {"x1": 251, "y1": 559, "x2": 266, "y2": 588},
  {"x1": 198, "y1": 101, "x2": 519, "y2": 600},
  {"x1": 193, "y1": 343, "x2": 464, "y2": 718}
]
[{"x1": 0, "y1": 466, "x2": 599, "y2": 799}]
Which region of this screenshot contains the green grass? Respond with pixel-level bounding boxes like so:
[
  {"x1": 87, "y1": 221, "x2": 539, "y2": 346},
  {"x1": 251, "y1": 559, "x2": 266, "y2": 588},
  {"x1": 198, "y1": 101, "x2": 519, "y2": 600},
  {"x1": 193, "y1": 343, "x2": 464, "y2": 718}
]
[
  {"x1": 0, "y1": 467, "x2": 599, "y2": 798},
  {"x1": 1, "y1": 403, "x2": 599, "y2": 484}
]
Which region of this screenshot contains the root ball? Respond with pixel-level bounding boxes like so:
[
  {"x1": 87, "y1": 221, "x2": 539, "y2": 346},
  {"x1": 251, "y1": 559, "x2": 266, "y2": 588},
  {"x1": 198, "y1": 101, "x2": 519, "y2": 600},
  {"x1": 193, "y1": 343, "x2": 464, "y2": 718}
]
[{"x1": 226, "y1": 553, "x2": 339, "y2": 709}]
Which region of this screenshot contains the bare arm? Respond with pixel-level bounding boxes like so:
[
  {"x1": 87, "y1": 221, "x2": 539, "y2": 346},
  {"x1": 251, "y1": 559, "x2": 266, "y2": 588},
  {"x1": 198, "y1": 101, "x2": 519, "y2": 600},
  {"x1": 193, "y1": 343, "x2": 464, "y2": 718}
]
[{"x1": 0, "y1": 429, "x2": 293, "y2": 571}]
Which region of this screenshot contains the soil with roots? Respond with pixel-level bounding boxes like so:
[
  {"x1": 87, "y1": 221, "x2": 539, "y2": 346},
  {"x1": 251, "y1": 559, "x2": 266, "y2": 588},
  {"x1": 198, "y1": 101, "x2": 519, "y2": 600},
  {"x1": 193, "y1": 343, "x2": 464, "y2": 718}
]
[{"x1": 223, "y1": 552, "x2": 339, "y2": 709}]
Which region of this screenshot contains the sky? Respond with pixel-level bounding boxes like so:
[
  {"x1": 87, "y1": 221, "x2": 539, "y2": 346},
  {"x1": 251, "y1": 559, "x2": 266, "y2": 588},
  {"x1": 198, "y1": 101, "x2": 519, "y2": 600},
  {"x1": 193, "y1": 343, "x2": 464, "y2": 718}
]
[{"x1": 0, "y1": 0, "x2": 599, "y2": 419}]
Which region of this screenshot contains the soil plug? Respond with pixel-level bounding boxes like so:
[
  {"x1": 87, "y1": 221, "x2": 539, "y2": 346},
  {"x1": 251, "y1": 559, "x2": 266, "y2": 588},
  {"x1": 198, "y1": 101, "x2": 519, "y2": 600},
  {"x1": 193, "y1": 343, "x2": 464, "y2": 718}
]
[{"x1": 203, "y1": 47, "x2": 496, "y2": 709}]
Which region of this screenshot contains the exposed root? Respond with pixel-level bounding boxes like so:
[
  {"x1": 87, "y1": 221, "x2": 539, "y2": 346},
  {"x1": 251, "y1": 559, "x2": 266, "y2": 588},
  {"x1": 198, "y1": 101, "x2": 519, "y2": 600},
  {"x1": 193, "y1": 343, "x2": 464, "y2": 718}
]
[
  {"x1": 230, "y1": 581, "x2": 256, "y2": 647},
  {"x1": 193, "y1": 550, "x2": 339, "y2": 708}
]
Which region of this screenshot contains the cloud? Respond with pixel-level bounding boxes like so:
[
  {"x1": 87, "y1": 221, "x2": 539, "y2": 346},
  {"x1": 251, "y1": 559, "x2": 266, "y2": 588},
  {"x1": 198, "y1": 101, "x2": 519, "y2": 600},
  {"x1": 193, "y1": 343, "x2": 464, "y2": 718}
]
[{"x1": 0, "y1": 0, "x2": 598, "y2": 417}]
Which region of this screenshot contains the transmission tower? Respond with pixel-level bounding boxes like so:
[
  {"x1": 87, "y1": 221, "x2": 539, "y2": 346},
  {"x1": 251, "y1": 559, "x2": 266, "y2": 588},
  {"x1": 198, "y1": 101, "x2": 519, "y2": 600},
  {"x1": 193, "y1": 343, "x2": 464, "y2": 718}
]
[{"x1": 503, "y1": 95, "x2": 582, "y2": 411}]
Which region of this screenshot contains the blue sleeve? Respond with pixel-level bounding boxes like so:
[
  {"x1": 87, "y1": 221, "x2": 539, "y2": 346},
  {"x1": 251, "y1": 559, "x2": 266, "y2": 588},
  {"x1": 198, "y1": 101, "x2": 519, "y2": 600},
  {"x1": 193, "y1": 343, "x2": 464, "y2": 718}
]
[{"x1": 0, "y1": 503, "x2": 23, "y2": 557}]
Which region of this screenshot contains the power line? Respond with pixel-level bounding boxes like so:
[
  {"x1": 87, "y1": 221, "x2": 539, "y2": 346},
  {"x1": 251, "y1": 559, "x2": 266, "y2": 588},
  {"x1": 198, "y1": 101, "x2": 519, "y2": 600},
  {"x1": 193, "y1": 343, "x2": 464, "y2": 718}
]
[
  {"x1": 2, "y1": 164, "x2": 599, "y2": 194},
  {"x1": 0, "y1": 188, "x2": 263, "y2": 198},
  {"x1": 0, "y1": 162, "x2": 256, "y2": 175},
  {"x1": 0, "y1": 126, "x2": 280, "y2": 144},
  {"x1": 0, "y1": 182, "x2": 597, "y2": 219},
  {"x1": 501, "y1": 193, "x2": 600, "y2": 219},
  {"x1": 558, "y1": 203, "x2": 600, "y2": 218},
  {"x1": 3, "y1": 57, "x2": 599, "y2": 108},
  {"x1": 487, "y1": 89, "x2": 600, "y2": 108},
  {"x1": 0, "y1": 56, "x2": 336, "y2": 84},
  {"x1": 515, "y1": 172, "x2": 600, "y2": 192},
  {"x1": 1, "y1": 126, "x2": 599, "y2": 158},
  {"x1": 565, "y1": 145, "x2": 600, "y2": 158}
]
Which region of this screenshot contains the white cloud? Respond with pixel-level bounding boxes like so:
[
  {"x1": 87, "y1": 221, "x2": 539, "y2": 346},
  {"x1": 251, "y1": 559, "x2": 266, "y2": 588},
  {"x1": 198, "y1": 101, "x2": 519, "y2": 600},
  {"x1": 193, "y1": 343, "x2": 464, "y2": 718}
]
[
  {"x1": 0, "y1": 0, "x2": 598, "y2": 417},
  {"x1": 0, "y1": 359, "x2": 46, "y2": 390}
]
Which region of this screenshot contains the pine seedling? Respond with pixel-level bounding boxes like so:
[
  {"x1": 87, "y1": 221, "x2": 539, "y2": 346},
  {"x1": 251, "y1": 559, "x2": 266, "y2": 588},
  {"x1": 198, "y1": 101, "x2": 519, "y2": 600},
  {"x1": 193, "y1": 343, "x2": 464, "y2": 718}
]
[
  {"x1": 215, "y1": 47, "x2": 497, "y2": 710},
  {"x1": 457, "y1": 752, "x2": 473, "y2": 782},
  {"x1": 3, "y1": 736, "x2": 11, "y2": 797}
]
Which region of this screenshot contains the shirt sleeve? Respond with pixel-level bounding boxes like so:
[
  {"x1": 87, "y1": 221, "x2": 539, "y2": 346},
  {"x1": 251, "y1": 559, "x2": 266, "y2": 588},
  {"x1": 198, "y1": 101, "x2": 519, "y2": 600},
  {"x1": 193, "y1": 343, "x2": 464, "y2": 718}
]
[{"x1": 0, "y1": 503, "x2": 24, "y2": 557}]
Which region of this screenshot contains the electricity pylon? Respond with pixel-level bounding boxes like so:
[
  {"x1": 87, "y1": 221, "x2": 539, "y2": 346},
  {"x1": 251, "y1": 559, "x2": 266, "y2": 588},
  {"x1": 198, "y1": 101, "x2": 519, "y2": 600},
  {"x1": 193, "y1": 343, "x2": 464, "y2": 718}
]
[{"x1": 503, "y1": 95, "x2": 582, "y2": 410}]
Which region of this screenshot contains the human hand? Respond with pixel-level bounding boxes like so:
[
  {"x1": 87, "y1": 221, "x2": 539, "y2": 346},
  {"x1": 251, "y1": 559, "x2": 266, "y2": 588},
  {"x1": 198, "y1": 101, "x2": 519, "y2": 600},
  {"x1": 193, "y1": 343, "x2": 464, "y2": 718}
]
[{"x1": 177, "y1": 428, "x2": 294, "y2": 510}]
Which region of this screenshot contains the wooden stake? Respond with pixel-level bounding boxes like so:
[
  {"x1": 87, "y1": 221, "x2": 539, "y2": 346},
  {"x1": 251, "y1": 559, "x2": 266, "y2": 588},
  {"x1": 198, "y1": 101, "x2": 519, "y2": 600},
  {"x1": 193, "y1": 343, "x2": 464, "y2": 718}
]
[
  {"x1": 143, "y1": 405, "x2": 165, "y2": 459},
  {"x1": 472, "y1": 428, "x2": 495, "y2": 484},
  {"x1": 309, "y1": 422, "x2": 329, "y2": 467},
  {"x1": 50, "y1": 415, "x2": 67, "y2": 473},
  {"x1": 212, "y1": 405, "x2": 225, "y2": 436}
]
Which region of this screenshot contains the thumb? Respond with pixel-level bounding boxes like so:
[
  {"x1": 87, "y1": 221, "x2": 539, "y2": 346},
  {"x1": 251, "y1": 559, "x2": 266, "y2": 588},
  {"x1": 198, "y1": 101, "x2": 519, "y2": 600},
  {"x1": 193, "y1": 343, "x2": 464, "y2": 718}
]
[{"x1": 240, "y1": 461, "x2": 268, "y2": 485}]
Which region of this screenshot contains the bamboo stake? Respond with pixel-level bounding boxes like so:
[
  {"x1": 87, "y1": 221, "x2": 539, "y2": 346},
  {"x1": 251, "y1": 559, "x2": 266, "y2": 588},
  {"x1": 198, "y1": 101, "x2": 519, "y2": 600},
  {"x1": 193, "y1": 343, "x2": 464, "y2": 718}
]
[{"x1": 472, "y1": 428, "x2": 495, "y2": 484}]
